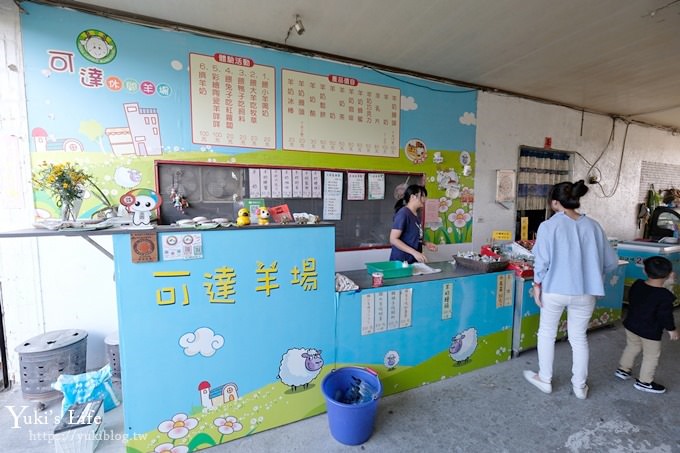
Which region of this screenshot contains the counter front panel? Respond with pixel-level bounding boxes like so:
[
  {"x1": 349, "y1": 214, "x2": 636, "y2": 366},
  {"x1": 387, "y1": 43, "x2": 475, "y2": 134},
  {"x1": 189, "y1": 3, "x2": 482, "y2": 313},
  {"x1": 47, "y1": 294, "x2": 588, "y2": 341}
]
[
  {"x1": 336, "y1": 266, "x2": 515, "y2": 396},
  {"x1": 113, "y1": 226, "x2": 335, "y2": 451}
]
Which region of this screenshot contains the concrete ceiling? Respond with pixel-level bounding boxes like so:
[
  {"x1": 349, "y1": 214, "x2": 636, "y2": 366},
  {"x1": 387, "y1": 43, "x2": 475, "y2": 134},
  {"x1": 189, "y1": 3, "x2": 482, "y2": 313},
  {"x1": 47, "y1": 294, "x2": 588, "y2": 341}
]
[{"x1": 38, "y1": 0, "x2": 680, "y2": 131}]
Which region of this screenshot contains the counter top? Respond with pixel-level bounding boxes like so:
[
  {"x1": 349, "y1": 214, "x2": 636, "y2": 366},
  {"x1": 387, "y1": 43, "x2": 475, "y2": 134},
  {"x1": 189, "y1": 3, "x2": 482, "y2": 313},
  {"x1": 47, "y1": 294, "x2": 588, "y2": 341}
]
[
  {"x1": 340, "y1": 261, "x2": 505, "y2": 290},
  {"x1": 0, "y1": 222, "x2": 332, "y2": 239}
]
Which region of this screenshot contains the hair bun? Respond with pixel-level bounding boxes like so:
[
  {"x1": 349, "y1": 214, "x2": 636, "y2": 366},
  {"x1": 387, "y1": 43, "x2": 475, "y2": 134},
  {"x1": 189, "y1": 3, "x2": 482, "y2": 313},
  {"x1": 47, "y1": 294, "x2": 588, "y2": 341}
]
[{"x1": 572, "y1": 179, "x2": 589, "y2": 197}]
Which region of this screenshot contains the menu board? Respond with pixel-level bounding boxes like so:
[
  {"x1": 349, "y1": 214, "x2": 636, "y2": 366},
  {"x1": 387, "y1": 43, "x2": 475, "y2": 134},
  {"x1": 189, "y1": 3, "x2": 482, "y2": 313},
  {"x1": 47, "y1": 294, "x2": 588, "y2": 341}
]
[
  {"x1": 281, "y1": 69, "x2": 400, "y2": 156},
  {"x1": 190, "y1": 53, "x2": 276, "y2": 149}
]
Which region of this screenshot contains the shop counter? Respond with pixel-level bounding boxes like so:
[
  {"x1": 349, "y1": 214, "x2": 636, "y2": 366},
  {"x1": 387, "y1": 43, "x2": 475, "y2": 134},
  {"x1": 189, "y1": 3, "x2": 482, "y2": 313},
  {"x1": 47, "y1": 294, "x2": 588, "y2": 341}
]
[
  {"x1": 511, "y1": 261, "x2": 627, "y2": 356},
  {"x1": 336, "y1": 261, "x2": 515, "y2": 397},
  {"x1": 112, "y1": 224, "x2": 338, "y2": 451}
]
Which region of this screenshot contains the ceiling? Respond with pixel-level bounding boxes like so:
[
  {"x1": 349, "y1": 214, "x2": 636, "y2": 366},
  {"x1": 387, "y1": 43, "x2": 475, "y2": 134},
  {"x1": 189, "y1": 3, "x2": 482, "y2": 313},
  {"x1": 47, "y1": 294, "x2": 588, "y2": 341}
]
[{"x1": 37, "y1": 0, "x2": 680, "y2": 131}]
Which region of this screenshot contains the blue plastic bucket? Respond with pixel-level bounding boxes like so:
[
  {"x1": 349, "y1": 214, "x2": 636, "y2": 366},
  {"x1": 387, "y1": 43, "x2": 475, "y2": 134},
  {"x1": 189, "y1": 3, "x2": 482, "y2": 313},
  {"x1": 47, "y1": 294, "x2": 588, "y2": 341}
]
[{"x1": 321, "y1": 367, "x2": 382, "y2": 445}]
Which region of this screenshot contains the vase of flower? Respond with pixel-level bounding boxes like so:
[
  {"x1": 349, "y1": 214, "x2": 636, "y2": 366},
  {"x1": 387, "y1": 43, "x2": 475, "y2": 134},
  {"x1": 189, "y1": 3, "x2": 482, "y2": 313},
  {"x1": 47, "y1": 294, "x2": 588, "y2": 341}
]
[
  {"x1": 60, "y1": 197, "x2": 83, "y2": 221},
  {"x1": 32, "y1": 161, "x2": 111, "y2": 221}
]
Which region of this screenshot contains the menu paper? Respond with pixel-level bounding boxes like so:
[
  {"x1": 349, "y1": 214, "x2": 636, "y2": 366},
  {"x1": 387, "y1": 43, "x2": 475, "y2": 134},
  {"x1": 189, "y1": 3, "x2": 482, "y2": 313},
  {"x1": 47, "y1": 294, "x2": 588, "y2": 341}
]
[
  {"x1": 374, "y1": 292, "x2": 388, "y2": 333},
  {"x1": 271, "y1": 169, "x2": 282, "y2": 198},
  {"x1": 442, "y1": 282, "x2": 453, "y2": 320},
  {"x1": 347, "y1": 173, "x2": 366, "y2": 200},
  {"x1": 368, "y1": 173, "x2": 385, "y2": 200},
  {"x1": 302, "y1": 171, "x2": 312, "y2": 198},
  {"x1": 361, "y1": 293, "x2": 375, "y2": 335},
  {"x1": 189, "y1": 53, "x2": 276, "y2": 149},
  {"x1": 323, "y1": 171, "x2": 343, "y2": 220},
  {"x1": 387, "y1": 291, "x2": 400, "y2": 330},
  {"x1": 311, "y1": 171, "x2": 322, "y2": 198},
  {"x1": 281, "y1": 69, "x2": 400, "y2": 156},
  {"x1": 281, "y1": 169, "x2": 293, "y2": 197},
  {"x1": 248, "y1": 168, "x2": 261, "y2": 198},
  {"x1": 259, "y1": 168, "x2": 271, "y2": 198}
]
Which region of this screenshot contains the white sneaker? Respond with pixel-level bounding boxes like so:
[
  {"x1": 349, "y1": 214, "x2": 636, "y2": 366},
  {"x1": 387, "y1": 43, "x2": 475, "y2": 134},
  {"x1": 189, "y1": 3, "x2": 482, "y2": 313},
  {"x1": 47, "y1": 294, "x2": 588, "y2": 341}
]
[
  {"x1": 573, "y1": 384, "x2": 589, "y2": 399},
  {"x1": 523, "y1": 370, "x2": 552, "y2": 394}
]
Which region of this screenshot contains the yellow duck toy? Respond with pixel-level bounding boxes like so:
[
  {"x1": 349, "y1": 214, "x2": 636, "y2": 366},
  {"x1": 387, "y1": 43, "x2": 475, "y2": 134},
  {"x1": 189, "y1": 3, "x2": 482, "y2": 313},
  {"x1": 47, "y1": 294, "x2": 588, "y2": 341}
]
[
  {"x1": 236, "y1": 208, "x2": 251, "y2": 226},
  {"x1": 257, "y1": 207, "x2": 271, "y2": 225}
]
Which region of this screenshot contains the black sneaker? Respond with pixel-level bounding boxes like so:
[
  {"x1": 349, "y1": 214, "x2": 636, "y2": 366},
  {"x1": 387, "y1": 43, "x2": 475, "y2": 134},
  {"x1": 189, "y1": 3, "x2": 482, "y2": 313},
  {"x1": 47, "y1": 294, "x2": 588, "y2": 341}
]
[
  {"x1": 614, "y1": 368, "x2": 631, "y2": 380},
  {"x1": 634, "y1": 379, "x2": 666, "y2": 394}
]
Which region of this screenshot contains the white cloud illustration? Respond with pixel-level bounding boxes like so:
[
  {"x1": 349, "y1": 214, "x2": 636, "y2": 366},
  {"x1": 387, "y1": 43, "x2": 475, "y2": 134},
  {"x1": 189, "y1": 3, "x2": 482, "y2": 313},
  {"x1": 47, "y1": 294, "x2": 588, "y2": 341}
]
[
  {"x1": 401, "y1": 95, "x2": 418, "y2": 111},
  {"x1": 179, "y1": 327, "x2": 225, "y2": 357},
  {"x1": 459, "y1": 112, "x2": 476, "y2": 126}
]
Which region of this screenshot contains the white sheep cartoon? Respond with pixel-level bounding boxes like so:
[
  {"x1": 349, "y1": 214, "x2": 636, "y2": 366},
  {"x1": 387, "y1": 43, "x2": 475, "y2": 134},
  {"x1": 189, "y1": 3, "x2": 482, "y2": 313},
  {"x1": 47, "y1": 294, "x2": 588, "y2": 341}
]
[
  {"x1": 277, "y1": 347, "x2": 324, "y2": 392},
  {"x1": 383, "y1": 350, "x2": 400, "y2": 371},
  {"x1": 449, "y1": 327, "x2": 478, "y2": 365}
]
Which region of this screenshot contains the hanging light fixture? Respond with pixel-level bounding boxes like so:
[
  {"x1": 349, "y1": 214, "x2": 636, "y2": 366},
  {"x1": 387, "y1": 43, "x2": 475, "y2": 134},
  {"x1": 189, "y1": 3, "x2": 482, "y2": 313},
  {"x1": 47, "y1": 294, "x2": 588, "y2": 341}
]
[{"x1": 285, "y1": 14, "x2": 305, "y2": 43}]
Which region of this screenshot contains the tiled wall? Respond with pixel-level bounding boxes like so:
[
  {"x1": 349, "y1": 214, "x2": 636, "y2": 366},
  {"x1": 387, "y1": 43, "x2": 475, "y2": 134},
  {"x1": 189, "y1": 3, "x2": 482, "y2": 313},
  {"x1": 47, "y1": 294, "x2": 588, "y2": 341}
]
[{"x1": 638, "y1": 161, "x2": 680, "y2": 202}]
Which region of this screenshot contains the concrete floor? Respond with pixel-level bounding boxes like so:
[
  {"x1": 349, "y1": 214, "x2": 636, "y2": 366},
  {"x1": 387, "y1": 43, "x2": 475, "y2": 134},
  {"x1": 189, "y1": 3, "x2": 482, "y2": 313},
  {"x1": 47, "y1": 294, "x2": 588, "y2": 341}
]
[{"x1": 1, "y1": 311, "x2": 679, "y2": 453}]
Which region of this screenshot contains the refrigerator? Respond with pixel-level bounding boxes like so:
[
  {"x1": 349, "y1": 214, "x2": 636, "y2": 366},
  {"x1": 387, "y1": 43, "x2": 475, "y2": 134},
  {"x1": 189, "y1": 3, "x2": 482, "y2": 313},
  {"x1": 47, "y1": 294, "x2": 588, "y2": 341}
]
[{"x1": 616, "y1": 241, "x2": 680, "y2": 306}]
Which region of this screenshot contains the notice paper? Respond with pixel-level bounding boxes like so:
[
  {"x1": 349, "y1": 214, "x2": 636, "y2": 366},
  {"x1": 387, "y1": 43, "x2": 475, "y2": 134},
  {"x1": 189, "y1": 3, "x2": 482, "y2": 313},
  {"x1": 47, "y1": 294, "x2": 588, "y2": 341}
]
[
  {"x1": 368, "y1": 173, "x2": 385, "y2": 200},
  {"x1": 323, "y1": 171, "x2": 343, "y2": 220},
  {"x1": 347, "y1": 173, "x2": 366, "y2": 200}
]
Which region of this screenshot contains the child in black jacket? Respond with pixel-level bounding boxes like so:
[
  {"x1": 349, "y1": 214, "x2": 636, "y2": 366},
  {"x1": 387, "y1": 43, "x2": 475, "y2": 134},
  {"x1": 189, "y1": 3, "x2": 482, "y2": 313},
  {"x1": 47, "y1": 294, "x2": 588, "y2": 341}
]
[{"x1": 615, "y1": 256, "x2": 679, "y2": 393}]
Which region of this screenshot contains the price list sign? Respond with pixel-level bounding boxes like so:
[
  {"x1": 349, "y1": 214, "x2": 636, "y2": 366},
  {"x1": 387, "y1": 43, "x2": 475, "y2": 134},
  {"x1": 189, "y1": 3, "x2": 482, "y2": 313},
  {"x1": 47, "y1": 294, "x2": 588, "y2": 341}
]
[
  {"x1": 190, "y1": 53, "x2": 276, "y2": 149},
  {"x1": 282, "y1": 69, "x2": 400, "y2": 157}
]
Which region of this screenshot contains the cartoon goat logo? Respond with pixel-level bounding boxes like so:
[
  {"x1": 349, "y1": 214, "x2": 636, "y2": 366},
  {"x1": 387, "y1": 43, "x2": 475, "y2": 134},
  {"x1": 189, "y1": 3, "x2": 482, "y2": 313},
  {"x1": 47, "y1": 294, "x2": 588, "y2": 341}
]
[
  {"x1": 449, "y1": 327, "x2": 478, "y2": 366},
  {"x1": 277, "y1": 348, "x2": 324, "y2": 392}
]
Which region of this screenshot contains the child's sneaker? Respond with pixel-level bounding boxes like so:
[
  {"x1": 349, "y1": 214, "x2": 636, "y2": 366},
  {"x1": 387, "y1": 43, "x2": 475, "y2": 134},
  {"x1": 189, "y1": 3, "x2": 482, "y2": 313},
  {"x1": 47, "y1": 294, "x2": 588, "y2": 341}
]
[
  {"x1": 634, "y1": 379, "x2": 666, "y2": 394},
  {"x1": 614, "y1": 368, "x2": 631, "y2": 380}
]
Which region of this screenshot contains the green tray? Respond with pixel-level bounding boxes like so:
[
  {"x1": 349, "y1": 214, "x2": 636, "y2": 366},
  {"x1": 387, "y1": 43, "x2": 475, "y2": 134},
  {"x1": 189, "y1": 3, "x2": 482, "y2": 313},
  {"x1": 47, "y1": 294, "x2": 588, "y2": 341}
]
[{"x1": 365, "y1": 261, "x2": 413, "y2": 279}]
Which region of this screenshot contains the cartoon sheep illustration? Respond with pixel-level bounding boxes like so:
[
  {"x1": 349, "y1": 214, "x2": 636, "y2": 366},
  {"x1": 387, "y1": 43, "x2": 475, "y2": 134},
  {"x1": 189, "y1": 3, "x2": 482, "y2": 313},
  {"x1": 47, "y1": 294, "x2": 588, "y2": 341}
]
[
  {"x1": 277, "y1": 348, "x2": 324, "y2": 392},
  {"x1": 383, "y1": 350, "x2": 400, "y2": 371},
  {"x1": 449, "y1": 327, "x2": 478, "y2": 366}
]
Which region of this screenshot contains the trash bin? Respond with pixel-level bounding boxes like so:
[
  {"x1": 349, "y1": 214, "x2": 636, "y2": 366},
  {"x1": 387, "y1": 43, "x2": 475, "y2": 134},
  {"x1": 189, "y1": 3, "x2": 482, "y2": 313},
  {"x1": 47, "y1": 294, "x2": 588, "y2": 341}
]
[
  {"x1": 15, "y1": 329, "x2": 87, "y2": 403},
  {"x1": 321, "y1": 366, "x2": 382, "y2": 445},
  {"x1": 104, "y1": 332, "x2": 120, "y2": 381}
]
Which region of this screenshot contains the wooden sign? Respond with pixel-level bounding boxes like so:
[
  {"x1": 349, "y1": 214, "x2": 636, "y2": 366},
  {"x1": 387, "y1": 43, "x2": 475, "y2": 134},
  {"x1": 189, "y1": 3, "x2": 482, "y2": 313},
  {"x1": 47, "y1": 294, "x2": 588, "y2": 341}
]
[{"x1": 130, "y1": 232, "x2": 158, "y2": 263}]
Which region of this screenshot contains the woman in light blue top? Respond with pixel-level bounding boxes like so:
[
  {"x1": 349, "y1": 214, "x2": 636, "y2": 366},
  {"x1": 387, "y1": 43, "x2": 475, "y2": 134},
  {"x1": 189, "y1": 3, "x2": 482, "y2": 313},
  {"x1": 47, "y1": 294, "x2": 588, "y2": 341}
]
[{"x1": 524, "y1": 180, "x2": 618, "y2": 399}]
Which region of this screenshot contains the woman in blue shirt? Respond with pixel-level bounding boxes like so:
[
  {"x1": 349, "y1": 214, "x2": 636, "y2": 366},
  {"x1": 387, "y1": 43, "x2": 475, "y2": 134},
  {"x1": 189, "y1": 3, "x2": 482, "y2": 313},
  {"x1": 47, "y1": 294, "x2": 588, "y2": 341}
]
[
  {"x1": 523, "y1": 180, "x2": 618, "y2": 400},
  {"x1": 389, "y1": 184, "x2": 437, "y2": 263}
]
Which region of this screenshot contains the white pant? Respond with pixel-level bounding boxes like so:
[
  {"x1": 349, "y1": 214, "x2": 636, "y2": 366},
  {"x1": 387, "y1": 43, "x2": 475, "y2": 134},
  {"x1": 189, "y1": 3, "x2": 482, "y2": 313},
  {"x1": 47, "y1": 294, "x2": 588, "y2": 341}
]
[{"x1": 537, "y1": 292, "x2": 595, "y2": 388}]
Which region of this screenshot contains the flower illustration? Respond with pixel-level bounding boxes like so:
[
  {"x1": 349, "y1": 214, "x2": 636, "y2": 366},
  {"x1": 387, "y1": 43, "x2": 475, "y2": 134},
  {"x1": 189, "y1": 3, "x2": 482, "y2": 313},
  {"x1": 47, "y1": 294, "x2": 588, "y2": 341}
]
[
  {"x1": 449, "y1": 208, "x2": 471, "y2": 228},
  {"x1": 158, "y1": 413, "x2": 198, "y2": 439},
  {"x1": 214, "y1": 416, "x2": 243, "y2": 435},
  {"x1": 437, "y1": 197, "x2": 452, "y2": 212},
  {"x1": 154, "y1": 443, "x2": 188, "y2": 453}
]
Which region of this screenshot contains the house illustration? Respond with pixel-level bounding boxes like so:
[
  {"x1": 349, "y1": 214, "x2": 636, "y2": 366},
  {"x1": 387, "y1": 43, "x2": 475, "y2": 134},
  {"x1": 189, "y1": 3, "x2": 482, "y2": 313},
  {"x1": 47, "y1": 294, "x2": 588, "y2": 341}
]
[
  {"x1": 31, "y1": 127, "x2": 84, "y2": 152},
  {"x1": 105, "y1": 102, "x2": 162, "y2": 156},
  {"x1": 197, "y1": 380, "x2": 239, "y2": 409}
]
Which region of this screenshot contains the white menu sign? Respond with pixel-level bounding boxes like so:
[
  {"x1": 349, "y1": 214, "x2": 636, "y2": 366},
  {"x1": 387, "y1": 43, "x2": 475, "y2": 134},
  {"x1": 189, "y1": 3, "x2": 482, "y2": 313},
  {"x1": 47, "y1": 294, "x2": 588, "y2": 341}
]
[
  {"x1": 282, "y1": 69, "x2": 400, "y2": 156},
  {"x1": 190, "y1": 53, "x2": 276, "y2": 149}
]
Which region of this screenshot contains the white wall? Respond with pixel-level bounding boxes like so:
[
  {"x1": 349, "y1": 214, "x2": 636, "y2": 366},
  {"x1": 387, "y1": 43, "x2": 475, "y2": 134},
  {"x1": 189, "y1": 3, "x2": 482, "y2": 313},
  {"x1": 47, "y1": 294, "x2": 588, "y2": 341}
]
[
  {"x1": 2, "y1": 0, "x2": 680, "y2": 383},
  {"x1": 474, "y1": 92, "x2": 680, "y2": 248},
  {"x1": 0, "y1": 0, "x2": 117, "y2": 380}
]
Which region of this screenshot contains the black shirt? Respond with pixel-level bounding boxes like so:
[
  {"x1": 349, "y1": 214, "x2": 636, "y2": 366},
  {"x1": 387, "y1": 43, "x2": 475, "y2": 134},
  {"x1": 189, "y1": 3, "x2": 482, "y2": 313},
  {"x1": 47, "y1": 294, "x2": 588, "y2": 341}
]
[{"x1": 623, "y1": 279, "x2": 677, "y2": 341}]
